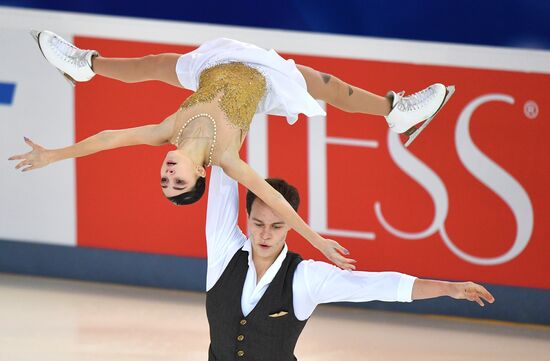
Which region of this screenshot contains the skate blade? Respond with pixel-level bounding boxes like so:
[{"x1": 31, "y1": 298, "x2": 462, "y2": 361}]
[
  {"x1": 30, "y1": 29, "x2": 50, "y2": 66},
  {"x1": 404, "y1": 85, "x2": 456, "y2": 147},
  {"x1": 30, "y1": 29, "x2": 40, "y2": 42},
  {"x1": 59, "y1": 70, "x2": 76, "y2": 87},
  {"x1": 403, "y1": 126, "x2": 418, "y2": 137},
  {"x1": 30, "y1": 29, "x2": 45, "y2": 59}
]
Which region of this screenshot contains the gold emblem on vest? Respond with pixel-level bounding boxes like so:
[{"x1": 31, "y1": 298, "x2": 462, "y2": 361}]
[{"x1": 268, "y1": 311, "x2": 289, "y2": 318}]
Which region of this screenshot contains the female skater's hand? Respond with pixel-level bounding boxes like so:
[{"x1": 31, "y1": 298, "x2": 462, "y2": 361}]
[
  {"x1": 449, "y1": 281, "x2": 495, "y2": 307},
  {"x1": 8, "y1": 137, "x2": 54, "y2": 172},
  {"x1": 318, "y1": 238, "x2": 357, "y2": 270}
]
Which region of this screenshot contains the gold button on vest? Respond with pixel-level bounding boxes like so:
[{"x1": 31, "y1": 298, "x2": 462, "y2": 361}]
[
  {"x1": 237, "y1": 334, "x2": 245, "y2": 341},
  {"x1": 240, "y1": 319, "x2": 247, "y2": 325},
  {"x1": 237, "y1": 350, "x2": 245, "y2": 357}
]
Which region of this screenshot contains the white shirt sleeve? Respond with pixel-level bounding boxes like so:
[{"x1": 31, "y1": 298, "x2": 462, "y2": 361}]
[
  {"x1": 292, "y1": 260, "x2": 417, "y2": 321},
  {"x1": 205, "y1": 166, "x2": 247, "y2": 291}
]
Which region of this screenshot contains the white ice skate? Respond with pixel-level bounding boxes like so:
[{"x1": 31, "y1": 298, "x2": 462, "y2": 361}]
[
  {"x1": 30, "y1": 30, "x2": 98, "y2": 86},
  {"x1": 385, "y1": 83, "x2": 455, "y2": 147}
]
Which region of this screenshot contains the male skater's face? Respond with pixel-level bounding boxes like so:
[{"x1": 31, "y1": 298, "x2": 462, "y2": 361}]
[{"x1": 247, "y1": 198, "x2": 290, "y2": 260}]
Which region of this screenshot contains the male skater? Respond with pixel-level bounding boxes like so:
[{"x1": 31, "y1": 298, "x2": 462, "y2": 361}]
[{"x1": 205, "y1": 166, "x2": 494, "y2": 360}]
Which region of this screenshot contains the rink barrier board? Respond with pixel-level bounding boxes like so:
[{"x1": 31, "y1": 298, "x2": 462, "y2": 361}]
[{"x1": 1, "y1": 239, "x2": 548, "y2": 326}]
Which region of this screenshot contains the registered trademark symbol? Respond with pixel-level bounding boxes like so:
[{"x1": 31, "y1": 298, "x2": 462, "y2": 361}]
[{"x1": 524, "y1": 100, "x2": 539, "y2": 119}]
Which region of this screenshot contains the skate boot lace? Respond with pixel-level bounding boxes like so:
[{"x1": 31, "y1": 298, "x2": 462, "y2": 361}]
[
  {"x1": 396, "y1": 87, "x2": 436, "y2": 112},
  {"x1": 50, "y1": 36, "x2": 90, "y2": 68}
]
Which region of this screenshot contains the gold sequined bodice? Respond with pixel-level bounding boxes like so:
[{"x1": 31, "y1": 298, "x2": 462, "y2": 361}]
[{"x1": 179, "y1": 62, "x2": 267, "y2": 132}]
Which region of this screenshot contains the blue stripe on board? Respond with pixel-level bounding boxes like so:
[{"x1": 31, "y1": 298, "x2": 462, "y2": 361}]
[
  {"x1": 0, "y1": 82, "x2": 16, "y2": 105},
  {"x1": 1, "y1": 239, "x2": 549, "y2": 325},
  {"x1": 0, "y1": 239, "x2": 206, "y2": 291},
  {"x1": 0, "y1": 1, "x2": 550, "y2": 50}
]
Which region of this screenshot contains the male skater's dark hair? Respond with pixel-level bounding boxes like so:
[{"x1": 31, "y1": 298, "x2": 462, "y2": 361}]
[{"x1": 246, "y1": 178, "x2": 300, "y2": 214}]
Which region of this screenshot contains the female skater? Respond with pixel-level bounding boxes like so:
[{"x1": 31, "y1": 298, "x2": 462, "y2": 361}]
[{"x1": 9, "y1": 31, "x2": 453, "y2": 269}]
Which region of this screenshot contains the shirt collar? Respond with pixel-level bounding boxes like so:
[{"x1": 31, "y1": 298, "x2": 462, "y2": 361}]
[{"x1": 242, "y1": 238, "x2": 288, "y2": 286}]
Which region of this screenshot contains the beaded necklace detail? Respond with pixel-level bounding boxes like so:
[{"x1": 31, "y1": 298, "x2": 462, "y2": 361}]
[{"x1": 172, "y1": 113, "x2": 217, "y2": 167}]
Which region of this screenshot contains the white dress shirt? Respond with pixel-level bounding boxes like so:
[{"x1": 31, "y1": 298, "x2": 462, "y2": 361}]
[{"x1": 205, "y1": 166, "x2": 416, "y2": 321}]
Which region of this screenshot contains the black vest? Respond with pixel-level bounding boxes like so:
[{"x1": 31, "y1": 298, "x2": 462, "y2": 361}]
[{"x1": 206, "y1": 248, "x2": 308, "y2": 361}]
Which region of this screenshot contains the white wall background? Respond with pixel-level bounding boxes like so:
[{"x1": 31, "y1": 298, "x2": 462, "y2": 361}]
[{"x1": 0, "y1": 28, "x2": 75, "y2": 245}]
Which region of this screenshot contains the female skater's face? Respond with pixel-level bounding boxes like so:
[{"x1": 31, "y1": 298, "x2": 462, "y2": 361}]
[
  {"x1": 247, "y1": 199, "x2": 290, "y2": 260},
  {"x1": 160, "y1": 151, "x2": 200, "y2": 197}
]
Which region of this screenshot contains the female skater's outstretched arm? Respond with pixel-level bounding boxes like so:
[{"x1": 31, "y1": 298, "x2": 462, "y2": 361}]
[
  {"x1": 9, "y1": 130, "x2": 355, "y2": 268},
  {"x1": 8, "y1": 112, "x2": 176, "y2": 171},
  {"x1": 222, "y1": 155, "x2": 356, "y2": 270},
  {"x1": 9, "y1": 119, "x2": 356, "y2": 268}
]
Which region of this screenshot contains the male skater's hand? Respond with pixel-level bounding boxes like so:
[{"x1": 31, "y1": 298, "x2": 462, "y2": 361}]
[
  {"x1": 8, "y1": 137, "x2": 54, "y2": 172},
  {"x1": 449, "y1": 281, "x2": 495, "y2": 307},
  {"x1": 318, "y1": 238, "x2": 357, "y2": 270}
]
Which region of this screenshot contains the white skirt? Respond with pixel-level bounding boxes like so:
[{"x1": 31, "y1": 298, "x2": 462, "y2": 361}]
[{"x1": 175, "y1": 38, "x2": 326, "y2": 125}]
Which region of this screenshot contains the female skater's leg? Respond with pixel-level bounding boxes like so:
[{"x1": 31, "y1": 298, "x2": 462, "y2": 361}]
[
  {"x1": 92, "y1": 54, "x2": 181, "y2": 87},
  {"x1": 32, "y1": 30, "x2": 182, "y2": 88},
  {"x1": 297, "y1": 64, "x2": 391, "y2": 116},
  {"x1": 297, "y1": 64, "x2": 453, "y2": 146}
]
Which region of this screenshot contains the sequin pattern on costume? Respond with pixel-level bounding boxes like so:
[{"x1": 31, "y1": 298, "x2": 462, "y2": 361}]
[{"x1": 180, "y1": 62, "x2": 267, "y2": 131}]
